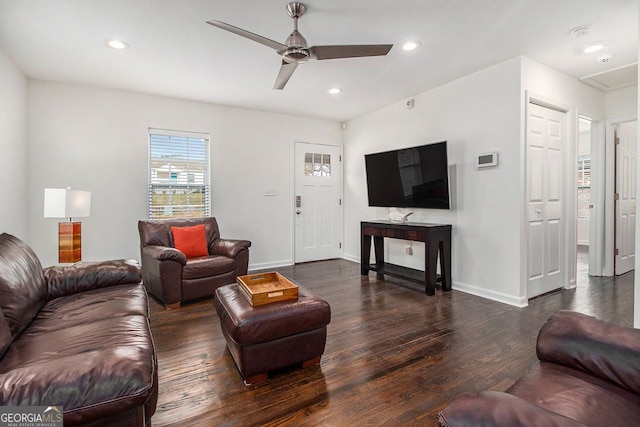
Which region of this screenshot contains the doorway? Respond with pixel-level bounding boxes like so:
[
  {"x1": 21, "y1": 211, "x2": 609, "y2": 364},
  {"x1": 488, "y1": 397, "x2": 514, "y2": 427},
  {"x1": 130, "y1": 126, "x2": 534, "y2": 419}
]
[
  {"x1": 526, "y1": 100, "x2": 567, "y2": 298},
  {"x1": 614, "y1": 120, "x2": 637, "y2": 275},
  {"x1": 293, "y1": 142, "x2": 343, "y2": 263},
  {"x1": 576, "y1": 117, "x2": 592, "y2": 278}
]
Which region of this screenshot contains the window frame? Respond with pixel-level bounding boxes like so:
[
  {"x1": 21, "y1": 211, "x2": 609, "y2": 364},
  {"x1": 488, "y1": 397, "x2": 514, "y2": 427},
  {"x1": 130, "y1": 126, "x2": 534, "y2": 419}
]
[{"x1": 147, "y1": 128, "x2": 211, "y2": 220}]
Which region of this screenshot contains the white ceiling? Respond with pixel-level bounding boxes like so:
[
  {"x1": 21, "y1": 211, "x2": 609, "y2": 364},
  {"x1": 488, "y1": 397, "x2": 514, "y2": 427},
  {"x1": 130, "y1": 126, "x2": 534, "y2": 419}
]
[{"x1": 0, "y1": 0, "x2": 636, "y2": 122}]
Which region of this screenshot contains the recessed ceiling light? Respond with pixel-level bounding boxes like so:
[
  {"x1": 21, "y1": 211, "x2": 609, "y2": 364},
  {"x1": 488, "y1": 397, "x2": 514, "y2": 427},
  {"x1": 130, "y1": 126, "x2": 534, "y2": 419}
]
[
  {"x1": 107, "y1": 40, "x2": 129, "y2": 50},
  {"x1": 583, "y1": 41, "x2": 605, "y2": 54},
  {"x1": 327, "y1": 87, "x2": 342, "y2": 95},
  {"x1": 402, "y1": 41, "x2": 421, "y2": 51}
]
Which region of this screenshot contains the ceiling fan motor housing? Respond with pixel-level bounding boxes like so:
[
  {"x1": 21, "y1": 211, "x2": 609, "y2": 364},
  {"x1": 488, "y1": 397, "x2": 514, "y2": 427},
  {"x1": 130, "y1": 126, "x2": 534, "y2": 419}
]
[{"x1": 283, "y1": 30, "x2": 310, "y2": 63}]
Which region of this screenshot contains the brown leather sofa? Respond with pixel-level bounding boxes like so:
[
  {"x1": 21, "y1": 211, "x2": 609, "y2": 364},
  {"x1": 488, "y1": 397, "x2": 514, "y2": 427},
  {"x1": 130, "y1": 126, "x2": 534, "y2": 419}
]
[
  {"x1": 138, "y1": 217, "x2": 251, "y2": 309},
  {"x1": 0, "y1": 233, "x2": 157, "y2": 427},
  {"x1": 438, "y1": 310, "x2": 640, "y2": 427}
]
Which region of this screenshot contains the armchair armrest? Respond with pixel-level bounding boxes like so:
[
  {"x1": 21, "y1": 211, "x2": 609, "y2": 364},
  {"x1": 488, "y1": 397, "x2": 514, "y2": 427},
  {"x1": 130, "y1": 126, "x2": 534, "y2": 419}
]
[
  {"x1": 211, "y1": 239, "x2": 251, "y2": 258},
  {"x1": 438, "y1": 391, "x2": 587, "y2": 427},
  {"x1": 536, "y1": 310, "x2": 640, "y2": 395},
  {"x1": 142, "y1": 245, "x2": 187, "y2": 265},
  {"x1": 44, "y1": 259, "x2": 142, "y2": 301}
]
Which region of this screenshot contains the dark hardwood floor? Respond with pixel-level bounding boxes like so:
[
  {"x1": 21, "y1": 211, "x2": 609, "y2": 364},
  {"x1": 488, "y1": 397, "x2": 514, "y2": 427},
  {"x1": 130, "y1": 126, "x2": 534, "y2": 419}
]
[{"x1": 148, "y1": 256, "x2": 634, "y2": 426}]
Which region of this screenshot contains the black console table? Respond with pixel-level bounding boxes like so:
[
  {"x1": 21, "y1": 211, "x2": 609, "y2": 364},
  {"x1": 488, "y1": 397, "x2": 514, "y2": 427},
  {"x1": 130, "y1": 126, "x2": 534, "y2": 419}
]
[{"x1": 361, "y1": 220, "x2": 452, "y2": 296}]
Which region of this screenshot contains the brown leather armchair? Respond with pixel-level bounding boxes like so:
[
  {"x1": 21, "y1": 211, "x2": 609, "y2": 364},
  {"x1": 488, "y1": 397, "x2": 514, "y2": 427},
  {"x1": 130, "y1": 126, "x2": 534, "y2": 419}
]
[
  {"x1": 138, "y1": 217, "x2": 251, "y2": 309},
  {"x1": 438, "y1": 310, "x2": 640, "y2": 427}
]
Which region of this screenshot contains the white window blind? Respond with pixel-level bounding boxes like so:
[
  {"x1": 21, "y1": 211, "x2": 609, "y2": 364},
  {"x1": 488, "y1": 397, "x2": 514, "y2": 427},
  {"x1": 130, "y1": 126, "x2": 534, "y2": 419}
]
[{"x1": 148, "y1": 129, "x2": 210, "y2": 220}]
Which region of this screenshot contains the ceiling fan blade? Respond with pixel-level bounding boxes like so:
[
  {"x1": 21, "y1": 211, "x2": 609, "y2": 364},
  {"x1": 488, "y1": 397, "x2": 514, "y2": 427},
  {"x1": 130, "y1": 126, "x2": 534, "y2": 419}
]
[
  {"x1": 206, "y1": 20, "x2": 286, "y2": 53},
  {"x1": 273, "y1": 61, "x2": 298, "y2": 90},
  {"x1": 309, "y1": 44, "x2": 393, "y2": 60}
]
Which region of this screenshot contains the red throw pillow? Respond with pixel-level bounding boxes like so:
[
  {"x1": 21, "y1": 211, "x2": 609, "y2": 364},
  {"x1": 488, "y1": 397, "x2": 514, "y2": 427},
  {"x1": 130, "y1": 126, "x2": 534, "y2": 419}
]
[{"x1": 171, "y1": 225, "x2": 209, "y2": 258}]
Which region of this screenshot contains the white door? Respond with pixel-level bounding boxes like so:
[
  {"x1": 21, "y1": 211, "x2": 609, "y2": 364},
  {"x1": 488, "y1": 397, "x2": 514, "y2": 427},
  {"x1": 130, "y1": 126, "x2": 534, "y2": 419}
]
[
  {"x1": 527, "y1": 102, "x2": 565, "y2": 298},
  {"x1": 294, "y1": 142, "x2": 342, "y2": 263},
  {"x1": 614, "y1": 121, "x2": 637, "y2": 275}
]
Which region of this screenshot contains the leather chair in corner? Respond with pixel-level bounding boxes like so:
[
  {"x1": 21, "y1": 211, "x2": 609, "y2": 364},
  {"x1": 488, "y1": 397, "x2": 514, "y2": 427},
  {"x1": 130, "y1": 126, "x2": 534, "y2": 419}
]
[{"x1": 138, "y1": 217, "x2": 251, "y2": 309}]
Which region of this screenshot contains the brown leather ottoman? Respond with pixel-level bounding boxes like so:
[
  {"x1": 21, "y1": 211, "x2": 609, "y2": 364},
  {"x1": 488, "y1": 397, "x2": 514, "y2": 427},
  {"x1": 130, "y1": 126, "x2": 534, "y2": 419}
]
[{"x1": 214, "y1": 282, "x2": 331, "y2": 385}]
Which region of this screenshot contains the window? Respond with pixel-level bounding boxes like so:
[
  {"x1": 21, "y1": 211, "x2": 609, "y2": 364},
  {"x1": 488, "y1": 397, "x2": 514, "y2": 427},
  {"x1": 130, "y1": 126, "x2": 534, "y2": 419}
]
[
  {"x1": 148, "y1": 129, "x2": 210, "y2": 220},
  {"x1": 304, "y1": 152, "x2": 331, "y2": 176}
]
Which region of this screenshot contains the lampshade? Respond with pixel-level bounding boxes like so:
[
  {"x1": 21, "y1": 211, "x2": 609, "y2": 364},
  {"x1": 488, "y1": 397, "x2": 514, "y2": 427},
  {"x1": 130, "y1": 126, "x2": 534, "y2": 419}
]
[{"x1": 44, "y1": 188, "x2": 91, "y2": 219}]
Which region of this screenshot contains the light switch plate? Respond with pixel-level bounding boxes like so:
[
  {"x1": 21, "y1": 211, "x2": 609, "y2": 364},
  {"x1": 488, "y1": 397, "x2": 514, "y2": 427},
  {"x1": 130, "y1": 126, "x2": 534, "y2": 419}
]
[{"x1": 264, "y1": 187, "x2": 278, "y2": 196}]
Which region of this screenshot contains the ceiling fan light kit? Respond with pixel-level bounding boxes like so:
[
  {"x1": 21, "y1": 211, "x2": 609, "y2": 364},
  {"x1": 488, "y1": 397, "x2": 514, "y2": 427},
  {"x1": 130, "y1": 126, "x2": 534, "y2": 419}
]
[{"x1": 206, "y1": 2, "x2": 393, "y2": 90}]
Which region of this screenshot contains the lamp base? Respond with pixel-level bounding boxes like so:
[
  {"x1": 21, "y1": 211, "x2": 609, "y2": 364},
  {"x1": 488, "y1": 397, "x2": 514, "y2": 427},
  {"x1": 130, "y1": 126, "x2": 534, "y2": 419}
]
[{"x1": 59, "y1": 222, "x2": 81, "y2": 263}]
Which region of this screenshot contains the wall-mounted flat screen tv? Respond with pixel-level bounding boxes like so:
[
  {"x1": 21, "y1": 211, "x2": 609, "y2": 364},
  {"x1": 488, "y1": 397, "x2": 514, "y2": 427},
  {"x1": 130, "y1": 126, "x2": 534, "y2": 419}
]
[{"x1": 365, "y1": 141, "x2": 450, "y2": 209}]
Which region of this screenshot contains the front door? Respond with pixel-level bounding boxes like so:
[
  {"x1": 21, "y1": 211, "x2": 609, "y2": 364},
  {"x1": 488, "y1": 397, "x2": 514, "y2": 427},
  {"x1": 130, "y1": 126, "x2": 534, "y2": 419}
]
[
  {"x1": 526, "y1": 102, "x2": 565, "y2": 298},
  {"x1": 294, "y1": 142, "x2": 342, "y2": 263},
  {"x1": 614, "y1": 121, "x2": 637, "y2": 275}
]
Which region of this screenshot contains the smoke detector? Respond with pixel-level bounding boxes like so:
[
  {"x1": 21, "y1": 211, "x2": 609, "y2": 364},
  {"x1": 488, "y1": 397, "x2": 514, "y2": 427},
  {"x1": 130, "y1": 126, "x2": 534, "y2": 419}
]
[
  {"x1": 570, "y1": 26, "x2": 591, "y2": 38},
  {"x1": 597, "y1": 54, "x2": 613, "y2": 64}
]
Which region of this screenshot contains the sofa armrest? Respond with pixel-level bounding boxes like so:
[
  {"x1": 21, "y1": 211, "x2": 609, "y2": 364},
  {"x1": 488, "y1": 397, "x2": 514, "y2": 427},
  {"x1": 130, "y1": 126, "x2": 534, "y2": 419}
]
[
  {"x1": 438, "y1": 391, "x2": 587, "y2": 427},
  {"x1": 44, "y1": 259, "x2": 142, "y2": 301},
  {"x1": 211, "y1": 239, "x2": 251, "y2": 258},
  {"x1": 142, "y1": 245, "x2": 187, "y2": 265},
  {"x1": 536, "y1": 310, "x2": 640, "y2": 395}
]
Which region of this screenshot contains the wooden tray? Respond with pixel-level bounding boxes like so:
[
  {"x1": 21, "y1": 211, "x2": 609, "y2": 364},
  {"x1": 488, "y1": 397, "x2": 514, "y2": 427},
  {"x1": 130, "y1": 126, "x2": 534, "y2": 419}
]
[{"x1": 236, "y1": 272, "x2": 298, "y2": 306}]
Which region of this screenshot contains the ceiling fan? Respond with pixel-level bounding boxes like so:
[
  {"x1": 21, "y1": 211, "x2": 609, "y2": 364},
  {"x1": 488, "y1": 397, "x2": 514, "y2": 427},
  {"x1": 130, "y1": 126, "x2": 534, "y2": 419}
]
[{"x1": 206, "y1": 2, "x2": 393, "y2": 90}]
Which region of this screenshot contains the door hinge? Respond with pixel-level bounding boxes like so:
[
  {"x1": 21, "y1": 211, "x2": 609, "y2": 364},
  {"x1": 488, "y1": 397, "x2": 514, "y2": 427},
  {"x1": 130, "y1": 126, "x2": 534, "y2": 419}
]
[
  {"x1": 339, "y1": 155, "x2": 342, "y2": 162},
  {"x1": 339, "y1": 198, "x2": 342, "y2": 205},
  {"x1": 339, "y1": 242, "x2": 342, "y2": 249},
  {"x1": 615, "y1": 137, "x2": 620, "y2": 145},
  {"x1": 615, "y1": 193, "x2": 620, "y2": 200},
  {"x1": 615, "y1": 248, "x2": 619, "y2": 256}
]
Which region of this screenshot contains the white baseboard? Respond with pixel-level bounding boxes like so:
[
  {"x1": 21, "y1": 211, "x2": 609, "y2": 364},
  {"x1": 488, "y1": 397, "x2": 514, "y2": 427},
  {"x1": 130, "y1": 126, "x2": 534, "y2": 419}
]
[
  {"x1": 342, "y1": 253, "x2": 360, "y2": 263},
  {"x1": 343, "y1": 253, "x2": 527, "y2": 307},
  {"x1": 452, "y1": 280, "x2": 528, "y2": 307},
  {"x1": 248, "y1": 260, "x2": 293, "y2": 272}
]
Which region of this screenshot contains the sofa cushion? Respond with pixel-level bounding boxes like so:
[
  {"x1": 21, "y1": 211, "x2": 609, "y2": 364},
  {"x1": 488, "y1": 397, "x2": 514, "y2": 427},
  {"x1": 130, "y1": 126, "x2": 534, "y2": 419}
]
[
  {"x1": 507, "y1": 361, "x2": 640, "y2": 427},
  {"x1": 537, "y1": 310, "x2": 640, "y2": 395},
  {"x1": 438, "y1": 390, "x2": 589, "y2": 427},
  {"x1": 0, "y1": 315, "x2": 156, "y2": 422},
  {"x1": 0, "y1": 233, "x2": 47, "y2": 339},
  {"x1": 27, "y1": 284, "x2": 149, "y2": 334},
  {"x1": 183, "y1": 255, "x2": 235, "y2": 279},
  {"x1": 45, "y1": 259, "x2": 142, "y2": 300},
  {"x1": 171, "y1": 225, "x2": 209, "y2": 258}
]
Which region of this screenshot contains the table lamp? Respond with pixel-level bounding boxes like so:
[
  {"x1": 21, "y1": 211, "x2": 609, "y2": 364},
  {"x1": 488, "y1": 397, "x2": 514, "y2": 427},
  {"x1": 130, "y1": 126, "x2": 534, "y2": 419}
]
[{"x1": 44, "y1": 188, "x2": 91, "y2": 263}]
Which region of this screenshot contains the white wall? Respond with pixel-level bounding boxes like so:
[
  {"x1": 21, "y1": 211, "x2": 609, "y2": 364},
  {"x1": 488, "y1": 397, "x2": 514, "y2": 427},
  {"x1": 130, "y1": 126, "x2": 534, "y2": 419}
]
[
  {"x1": 26, "y1": 81, "x2": 342, "y2": 268},
  {"x1": 344, "y1": 56, "x2": 607, "y2": 307},
  {"x1": 344, "y1": 57, "x2": 524, "y2": 306},
  {"x1": 0, "y1": 48, "x2": 28, "y2": 240},
  {"x1": 605, "y1": 85, "x2": 638, "y2": 119}
]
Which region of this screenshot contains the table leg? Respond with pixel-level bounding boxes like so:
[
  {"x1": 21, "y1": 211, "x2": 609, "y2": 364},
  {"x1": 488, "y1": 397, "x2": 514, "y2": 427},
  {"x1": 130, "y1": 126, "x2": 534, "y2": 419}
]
[
  {"x1": 425, "y1": 238, "x2": 439, "y2": 296},
  {"x1": 373, "y1": 236, "x2": 384, "y2": 278},
  {"x1": 440, "y1": 235, "x2": 452, "y2": 291},
  {"x1": 361, "y1": 234, "x2": 371, "y2": 275}
]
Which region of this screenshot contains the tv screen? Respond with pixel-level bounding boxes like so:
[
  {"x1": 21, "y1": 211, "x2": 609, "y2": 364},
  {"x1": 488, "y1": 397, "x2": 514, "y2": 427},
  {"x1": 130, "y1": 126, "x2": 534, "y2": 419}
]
[{"x1": 365, "y1": 141, "x2": 450, "y2": 209}]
